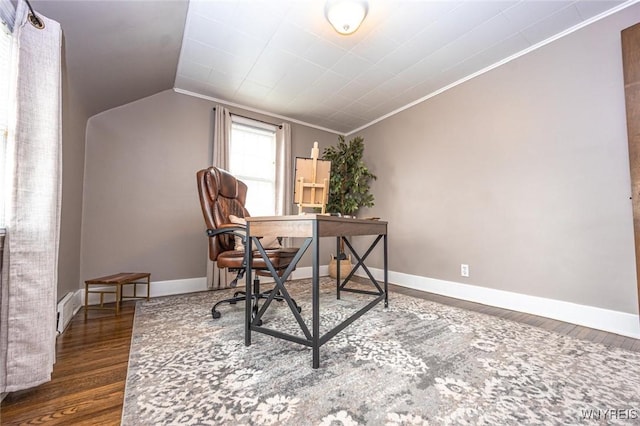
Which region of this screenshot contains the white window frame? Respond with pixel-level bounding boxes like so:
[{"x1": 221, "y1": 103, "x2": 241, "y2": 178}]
[{"x1": 228, "y1": 116, "x2": 278, "y2": 217}]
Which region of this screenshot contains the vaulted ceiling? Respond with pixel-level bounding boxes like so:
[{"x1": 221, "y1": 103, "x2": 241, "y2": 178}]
[
  {"x1": 32, "y1": 0, "x2": 634, "y2": 134},
  {"x1": 32, "y1": 0, "x2": 189, "y2": 117}
]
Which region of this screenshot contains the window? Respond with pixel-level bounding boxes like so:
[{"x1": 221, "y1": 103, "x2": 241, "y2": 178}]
[
  {"x1": 228, "y1": 117, "x2": 277, "y2": 217},
  {"x1": 0, "y1": 9, "x2": 13, "y2": 229}
]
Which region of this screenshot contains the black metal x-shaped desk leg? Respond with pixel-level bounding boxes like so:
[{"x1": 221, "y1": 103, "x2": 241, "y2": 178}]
[
  {"x1": 244, "y1": 236, "x2": 314, "y2": 347},
  {"x1": 244, "y1": 220, "x2": 388, "y2": 369},
  {"x1": 336, "y1": 234, "x2": 388, "y2": 308}
]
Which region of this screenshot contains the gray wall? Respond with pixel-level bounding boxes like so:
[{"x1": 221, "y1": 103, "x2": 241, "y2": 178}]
[
  {"x1": 70, "y1": 4, "x2": 640, "y2": 318},
  {"x1": 57, "y1": 47, "x2": 88, "y2": 300},
  {"x1": 357, "y1": 4, "x2": 640, "y2": 314},
  {"x1": 81, "y1": 90, "x2": 338, "y2": 283}
]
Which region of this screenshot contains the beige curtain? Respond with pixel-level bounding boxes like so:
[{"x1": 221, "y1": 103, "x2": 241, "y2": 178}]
[
  {"x1": 0, "y1": 0, "x2": 62, "y2": 393},
  {"x1": 275, "y1": 123, "x2": 292, "y2": 216},
  {"x1": 212, "y1": 105, "x2": 231, "y2": 170},
  {"x1": 209, "y1": 105, "x2": 231, "y2": 289},
  {"x1": 275, "y1": 123, "x2": 292, "y2": 246}
]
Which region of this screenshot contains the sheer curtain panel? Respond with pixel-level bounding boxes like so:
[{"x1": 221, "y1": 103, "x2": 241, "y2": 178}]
[
  {"x1": 208, "y1": 105, "x2": 231, "y2": 289},
  {"x1": 275, "y1": 123, "x2": 292, "y2": 214},
  {"x1": 212, "y1": 105, "x2": 231, "y2": 170},
  {"x1": 275, "y1": 123, "x2": 292, "y2": 247},
  {"x1": 0, "y1": 0, "x2": 62, "y2": 393}
]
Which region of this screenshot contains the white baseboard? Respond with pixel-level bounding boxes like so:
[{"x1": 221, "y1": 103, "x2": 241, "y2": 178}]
[
  {"x1": 83, "y1": 277, "x2": 208, "y2": 306},
  {"x1": 206, "y1": 262, "x2": 327, "y2": 288},
  {"x1": 82, "y1": 269, "x2": 327, "y2": 307},
  {"x1": 80, "y1": 266, "x2": 639, "y2": 339},
  {"x1": 81, "y1": 269, "x2": 329, "y2": 306},
  {"x1": 230, "y1": 265, "x2": 329, "y2": 284},
  {"x1": 149, "y1": 277, "x2": 209, "y2": 297},
  {"x1": 356, "y1": 268, "x2": 640, "y2": 339},
  {"x1": 291, "y1": 265, "x2": 329, "y2": 280},
  {"x1": 71, "y1": 289, "x2": 83, "y2": 316}
]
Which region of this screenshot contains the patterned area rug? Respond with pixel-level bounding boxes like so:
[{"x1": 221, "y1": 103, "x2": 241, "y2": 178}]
[{"x1": 122, "y1": 278, "x2": 640, "y2": 425}]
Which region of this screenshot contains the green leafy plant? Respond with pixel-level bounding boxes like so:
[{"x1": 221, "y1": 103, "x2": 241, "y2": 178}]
[{"x1": 322, "y1": 135, "x2": 377, "y2": 216}]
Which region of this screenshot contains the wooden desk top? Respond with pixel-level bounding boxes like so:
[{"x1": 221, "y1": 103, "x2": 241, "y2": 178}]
[{"x1": 246, "y1": 214, "x2": 387, "y2": 238}]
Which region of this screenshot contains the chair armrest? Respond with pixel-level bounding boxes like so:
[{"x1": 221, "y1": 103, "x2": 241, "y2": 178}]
[
  {"x1": 206, "y1": 225, "x2": 246, "y2": 240},
  {"x1": 219, "y1": 223, "x2": 245, "y2": 230},
  {"x1": 206, "y1": 224, "x2": 274, "y2": 248}
]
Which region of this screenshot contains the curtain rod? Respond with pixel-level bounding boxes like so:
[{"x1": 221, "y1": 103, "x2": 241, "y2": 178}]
[
  {"x1": 24, "y1": 0, "x2": 44, "y2": 29},
  {"x1": 213, "y1": 107, "x2": 282, "y2": 129}
]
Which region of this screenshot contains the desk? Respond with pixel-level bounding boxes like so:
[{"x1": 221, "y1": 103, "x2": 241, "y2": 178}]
[{"x1": 244, "y1": 215, "x2": 388, "y2": 368}]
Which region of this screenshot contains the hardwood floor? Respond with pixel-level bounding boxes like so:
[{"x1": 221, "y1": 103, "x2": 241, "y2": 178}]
[
  {"x1": 1, "y1": 285, "x2": 639, "y2": 425},
  {"x1": 1, "y1": 302, "x2": 136, "y2": 425}
]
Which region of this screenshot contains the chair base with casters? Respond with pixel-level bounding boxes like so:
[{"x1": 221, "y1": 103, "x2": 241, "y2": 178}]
[
  {"x1": 211, "y1": 268, "x2": 301, "y2": 323},
  {"x1": 211, "y1": 249, "x2": 302, "y2": 319}
]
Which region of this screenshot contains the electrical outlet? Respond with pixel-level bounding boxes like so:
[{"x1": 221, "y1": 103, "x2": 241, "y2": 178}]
[{"x1": 461, "y1": 264, "x2": 469, "y2": 277}]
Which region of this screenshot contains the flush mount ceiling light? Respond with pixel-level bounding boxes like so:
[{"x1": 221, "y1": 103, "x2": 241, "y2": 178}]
[{"x1": 325, "y1": 0, "x2": 368, "y2": 35}]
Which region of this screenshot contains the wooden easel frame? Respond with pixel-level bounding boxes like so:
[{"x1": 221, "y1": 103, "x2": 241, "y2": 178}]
[{"x1": 294, "y1": 142, "x2": 331, "y2": 214}]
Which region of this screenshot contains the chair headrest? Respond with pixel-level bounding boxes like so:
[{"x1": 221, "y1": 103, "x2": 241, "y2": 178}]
[{"x1": 214, "y1": 167, "x2": 239, "y2": 199}]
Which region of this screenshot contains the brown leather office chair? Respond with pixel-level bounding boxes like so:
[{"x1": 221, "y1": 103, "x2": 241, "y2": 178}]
[{"x1": 196, "y1": 166, "x2": 299, "y2": 320}]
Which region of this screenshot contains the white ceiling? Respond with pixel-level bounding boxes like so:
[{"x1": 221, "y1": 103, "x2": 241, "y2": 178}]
[
  {"x1": 32, "y1": 0, "x2": 189, "y2": 117},
  {"x1": 175, "y1": 0, "x2": 633, "y2": 134},
  {"x1": 30, "y1": 1, "x2": 635, "y2": 133}
]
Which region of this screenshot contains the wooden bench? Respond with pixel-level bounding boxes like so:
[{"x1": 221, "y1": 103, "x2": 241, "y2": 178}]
[{"x1": 84, "y1": 272, "x2": 151, "y2": 319}]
